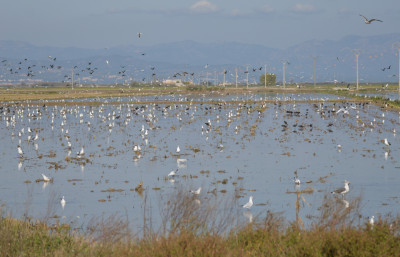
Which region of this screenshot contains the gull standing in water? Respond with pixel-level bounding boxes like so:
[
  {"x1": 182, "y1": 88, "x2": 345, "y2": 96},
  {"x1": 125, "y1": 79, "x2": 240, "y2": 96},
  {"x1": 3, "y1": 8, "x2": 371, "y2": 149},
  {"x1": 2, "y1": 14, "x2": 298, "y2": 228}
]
[
  {"x1": 168, "y1": 169, "x2": 179, "y2": 177},
  {"x1": 41, "y1": 173, "x2": 52, "y2": 182},
  {"x1": 293, "y1": 177, "x2": 301, "y2": 185},
  {"x1": 369, "y1": 216, "x2": 375, "y2": 226},
  {"x1": 17, "y1": 145, "x2": 23, "y2": 156},
  {"x1": 77, "y1": 147, "x2": 85, "y2": 157},
  {"x1": 384, "y1": 138, "x2": 391, "y2": 146},
  {"x1": 190, "y1": 187, "x2": 201, "y2": 195},
  {"x1": 242, "y1": 196, "x2": 253, "y2": 209},
  {"x1": 176, "y1": 145, "x2": 180, "y2": 153},
  {"x1": 61, "y1": 196, "x2": 66, "y2": 209},
  {"x1": 332, "y1": 180, "x2": 350, "y2": 198}
]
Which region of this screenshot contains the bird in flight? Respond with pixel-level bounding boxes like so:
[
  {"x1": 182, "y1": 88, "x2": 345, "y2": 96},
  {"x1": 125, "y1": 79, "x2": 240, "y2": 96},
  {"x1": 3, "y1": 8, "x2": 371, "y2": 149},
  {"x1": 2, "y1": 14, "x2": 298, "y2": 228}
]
[{"x1": 360, "y1": 14, "x2": 383, "y2": 24}]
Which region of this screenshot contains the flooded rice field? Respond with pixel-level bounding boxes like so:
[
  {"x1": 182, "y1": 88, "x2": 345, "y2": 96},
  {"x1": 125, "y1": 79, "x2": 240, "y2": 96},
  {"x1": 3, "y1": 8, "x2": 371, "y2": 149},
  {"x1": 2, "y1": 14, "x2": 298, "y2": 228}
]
[
  {"x1": 0, "y1": 92, "x2": 399, "y2": 232},
  {"x1": 356, "y1": 91, "x2": 400, "y2": 101}
]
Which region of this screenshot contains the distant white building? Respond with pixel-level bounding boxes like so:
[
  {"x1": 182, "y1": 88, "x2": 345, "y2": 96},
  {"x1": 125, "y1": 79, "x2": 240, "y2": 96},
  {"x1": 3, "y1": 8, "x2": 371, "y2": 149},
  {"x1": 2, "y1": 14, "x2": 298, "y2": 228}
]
[{"x1": 163, "y1": 79, "x2": 187, "y2": 87}]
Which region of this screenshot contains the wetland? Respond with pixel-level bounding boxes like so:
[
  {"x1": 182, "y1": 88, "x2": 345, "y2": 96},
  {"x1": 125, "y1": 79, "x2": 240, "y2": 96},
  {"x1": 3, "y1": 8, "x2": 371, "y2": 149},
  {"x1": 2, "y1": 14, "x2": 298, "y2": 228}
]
[{"x1": 1, "y1": 85, "x2": 400, "y2": 236}]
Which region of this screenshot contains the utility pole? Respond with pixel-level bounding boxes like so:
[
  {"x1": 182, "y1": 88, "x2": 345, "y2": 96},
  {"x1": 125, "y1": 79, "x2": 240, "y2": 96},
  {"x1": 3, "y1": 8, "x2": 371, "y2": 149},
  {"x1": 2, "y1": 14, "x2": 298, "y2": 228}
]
[
  {"x1": 352, "y1": 49, "x2": 360, "y2": 90},
  {"x1": 333, "y1": 63, "x2": 337, "y2": 84},
  {"x1": 395, "y1": 43, "x2": 400, "y2": 94},
  {"x1": 235, "y1": 68, "x2": 238, "y2": 88},
  {"x1": 223, "y1": 69, "x2": 226, "y2": 87},
  {"x1": 398, "y1": 46, "x2": 400, "y2": 94},
  {"x1": 71, "y1": 67, "x2": 74, "y2": 90},
  {"x1": 246, "y1": 66, "x2": 249, "y2": 88},
  {"x1": 281, "y1": 61, "x2": 286, "y2": 88},
  {"x1": 264, "y1": 64, "x2": 267, "y2": 88},
  {"x1": 311, "y1": 55, "x2": 318, "y2": 87}
]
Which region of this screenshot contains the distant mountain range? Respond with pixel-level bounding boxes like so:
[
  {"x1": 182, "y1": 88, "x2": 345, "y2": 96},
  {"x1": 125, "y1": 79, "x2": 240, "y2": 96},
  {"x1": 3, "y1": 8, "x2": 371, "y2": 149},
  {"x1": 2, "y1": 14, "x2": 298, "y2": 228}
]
[{"x1": 1, "y1": 33, "x2": 400, "y2": 84}]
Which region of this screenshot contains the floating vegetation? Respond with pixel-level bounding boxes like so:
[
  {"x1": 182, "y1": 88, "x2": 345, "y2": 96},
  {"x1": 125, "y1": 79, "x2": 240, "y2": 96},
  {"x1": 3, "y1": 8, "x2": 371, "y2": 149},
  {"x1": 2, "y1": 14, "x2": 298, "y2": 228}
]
[
  {"x1": 134, "y1": 181, "x2": 144, "y2": 194},
  {"x1": 67, "y1": 179, "x2": 83, "y2": 182},
  {"x1": 46, "y1": 161, "x2": 65, "y2": 170},
  {"x1": 101, "y1": 188, "x2": 124, "y2": 193}
]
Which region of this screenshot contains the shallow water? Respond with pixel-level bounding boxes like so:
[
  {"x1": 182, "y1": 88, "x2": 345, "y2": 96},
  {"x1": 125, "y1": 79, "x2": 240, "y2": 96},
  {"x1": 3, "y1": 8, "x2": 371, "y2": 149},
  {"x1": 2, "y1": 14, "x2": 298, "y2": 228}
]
[
  {"x1": 0, "y1": 93, "x2": 399, "y2": 232},
  {"x1": 356, "y1": 91, "x2": 400, "y2": 101}
]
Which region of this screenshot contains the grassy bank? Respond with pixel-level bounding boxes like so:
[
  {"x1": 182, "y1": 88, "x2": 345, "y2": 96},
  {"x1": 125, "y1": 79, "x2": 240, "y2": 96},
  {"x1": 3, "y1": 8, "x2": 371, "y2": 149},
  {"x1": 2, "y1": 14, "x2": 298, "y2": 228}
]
[
  {"x1": 1, "y1": 192, "x2": 400, "y2": 256},
  {"x1": 1, "y1": 213, "x2": 399, "y2": 256},
  {"x1": 0, "y1": 83, "x2": 399, "y2": 103}
]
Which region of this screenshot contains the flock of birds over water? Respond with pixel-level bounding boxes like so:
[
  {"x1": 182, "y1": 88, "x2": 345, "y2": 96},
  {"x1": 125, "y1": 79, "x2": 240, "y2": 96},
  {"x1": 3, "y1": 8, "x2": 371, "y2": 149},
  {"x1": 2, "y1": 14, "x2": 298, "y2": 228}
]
[
  {"x1": 0, "y1": 13, "x2": 394, "y2": 85},
  {"x1": 0, "y1": 91, "x2": 398, "y2": 227}
]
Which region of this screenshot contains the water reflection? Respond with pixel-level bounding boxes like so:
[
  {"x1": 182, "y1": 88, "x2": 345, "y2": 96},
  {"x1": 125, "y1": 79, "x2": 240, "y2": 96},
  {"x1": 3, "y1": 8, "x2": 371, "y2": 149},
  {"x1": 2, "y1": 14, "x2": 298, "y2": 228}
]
[
  {"x1": 342, "y1": 199, "x2": 349, "y2": 209},
  {"x1": 243, "y1": 211, "x2": 253, "y2": 223}
]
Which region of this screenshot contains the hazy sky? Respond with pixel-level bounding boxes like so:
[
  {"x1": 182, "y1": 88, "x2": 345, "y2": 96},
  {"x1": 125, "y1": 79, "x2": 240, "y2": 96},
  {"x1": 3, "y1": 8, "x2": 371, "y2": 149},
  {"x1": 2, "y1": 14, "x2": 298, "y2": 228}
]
[{"x1": 0, "y1": 0, "x2": 398, "y2": 49}]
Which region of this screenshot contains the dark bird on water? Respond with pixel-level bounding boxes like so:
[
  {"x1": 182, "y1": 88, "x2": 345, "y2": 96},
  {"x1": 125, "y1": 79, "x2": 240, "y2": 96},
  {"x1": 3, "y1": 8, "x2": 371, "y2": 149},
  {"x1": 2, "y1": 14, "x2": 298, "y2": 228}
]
[
  {"x1": 381, "y1": 65, "x2": 391, "y2": 71},
  {"x1": 360, "y1": 14, "x2": 382, "y2": 24}
]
